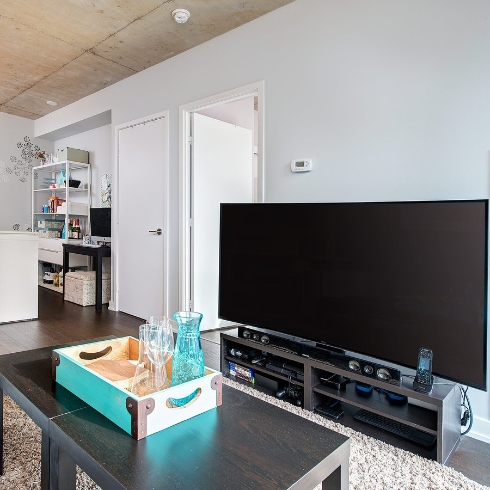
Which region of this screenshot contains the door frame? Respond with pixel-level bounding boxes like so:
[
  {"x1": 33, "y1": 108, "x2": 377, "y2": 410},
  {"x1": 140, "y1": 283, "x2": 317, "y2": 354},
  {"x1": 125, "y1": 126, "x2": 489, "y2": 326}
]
[
  {"x1": 113, "y1": 110, "x2": 170, "y2": 316},
  {"x1": 178, "y1": 81, "x2": 265, "y2": 312}
]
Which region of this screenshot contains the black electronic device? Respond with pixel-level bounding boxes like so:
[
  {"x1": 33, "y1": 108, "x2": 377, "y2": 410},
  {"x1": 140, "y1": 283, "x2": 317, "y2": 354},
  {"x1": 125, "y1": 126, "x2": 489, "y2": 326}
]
[
  {"x1": 319, "y1": 374, "x2": 348, "y2": 390},
  {"x1": 413, "y1": 348, "x2": 434, "y2": 394},
  {"x1": 228, "y1": 347, "x2": 264, "y2": 365},
  {"x1": 239, "y1": 327, "x2": 300, "y2": 355},
  {"x1": 360, "y1": 360, "x2": 376, "y2": 378},
  {"x1": 219, "y1": 201, "x2": 488, "y2": 390},
  {"x1": 241, "y1": 326, "x2": 402, "y2": 386},
  {"x1": 347, "y1": 358, "x2": 379, "y2": 379},
  {"x1": 266, "y1": 357, "x2": 304, "y2": 382},
  {"x1": 276, "y1": 385, "x2": 303, "y2": 406},
  {"x1": 315, "y1": 399, "x2": 344, "y2": 420},
  {"x1": 90, "y1": 207, "x2": 111, "y2": 239},
  {"x1": 375, "y1": 365, "x2": 402, "y2": 385}
]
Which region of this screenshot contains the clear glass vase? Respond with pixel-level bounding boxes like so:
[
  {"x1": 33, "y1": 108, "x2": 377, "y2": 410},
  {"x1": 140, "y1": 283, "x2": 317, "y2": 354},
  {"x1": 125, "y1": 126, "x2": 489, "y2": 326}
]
[
  {"x1": 170, "y1": 311, "x2": 204, "y2": 406},
  {"x1": 130, "y1": 323, "x2": 169, "y2": 397}
]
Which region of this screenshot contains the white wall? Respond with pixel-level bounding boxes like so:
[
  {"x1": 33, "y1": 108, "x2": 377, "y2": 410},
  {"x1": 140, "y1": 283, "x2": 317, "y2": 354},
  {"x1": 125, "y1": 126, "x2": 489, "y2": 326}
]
[
  {"x1": 53, "y1": 124, "x2": 112, "y2": 207},
  {"x1": 0, "y1": 113, "x2": 53, "y2": 231},
  {"x1": 33, "y1": 0, "x2": 490, "y2": 442}
]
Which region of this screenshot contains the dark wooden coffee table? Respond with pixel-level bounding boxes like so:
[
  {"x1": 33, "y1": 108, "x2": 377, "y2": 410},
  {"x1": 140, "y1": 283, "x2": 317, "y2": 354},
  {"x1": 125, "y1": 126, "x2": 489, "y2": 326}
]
[
  {"x1": 0, "y1": 344, "x2": 92, "y2": 490},
  {"x1": 0, "y1": 344, "x2": 350, "y2": 490}
]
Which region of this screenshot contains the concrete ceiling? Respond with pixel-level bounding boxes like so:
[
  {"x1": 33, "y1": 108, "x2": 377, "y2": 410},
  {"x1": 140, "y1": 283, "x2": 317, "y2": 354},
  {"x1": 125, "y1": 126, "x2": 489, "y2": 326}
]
[{"x1": 0, "y1": 0, "x2": 295, "y2": 120}]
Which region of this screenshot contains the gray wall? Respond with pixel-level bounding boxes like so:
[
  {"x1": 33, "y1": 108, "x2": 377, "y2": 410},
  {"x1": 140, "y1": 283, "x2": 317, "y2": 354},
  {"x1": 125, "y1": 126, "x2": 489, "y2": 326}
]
[{"x1": 33, "y1": 0, "x2": 490, "y2": 441}]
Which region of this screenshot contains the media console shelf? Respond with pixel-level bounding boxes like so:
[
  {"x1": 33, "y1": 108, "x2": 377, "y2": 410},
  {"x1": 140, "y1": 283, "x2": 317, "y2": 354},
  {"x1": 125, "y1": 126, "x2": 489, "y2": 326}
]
[{"x1": 220, "y1": 329, "x2": 461, "y2": 464}]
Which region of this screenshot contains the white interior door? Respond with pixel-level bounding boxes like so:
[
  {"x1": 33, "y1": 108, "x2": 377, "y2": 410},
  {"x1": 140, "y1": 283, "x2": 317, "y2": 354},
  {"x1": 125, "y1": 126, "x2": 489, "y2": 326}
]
[
  {"x1": 117, "y1": 115, "x2": 167, "y2": 320},
  {"x1": 192, "y1": 113, "x2": 253, "y2": 331}
]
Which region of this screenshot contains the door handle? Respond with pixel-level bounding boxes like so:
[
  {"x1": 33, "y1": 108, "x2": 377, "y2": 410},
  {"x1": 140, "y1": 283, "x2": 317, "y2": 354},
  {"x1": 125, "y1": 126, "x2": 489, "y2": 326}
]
[{"x1": 149, "y1": 228, "x2": 163, "y2": 235}]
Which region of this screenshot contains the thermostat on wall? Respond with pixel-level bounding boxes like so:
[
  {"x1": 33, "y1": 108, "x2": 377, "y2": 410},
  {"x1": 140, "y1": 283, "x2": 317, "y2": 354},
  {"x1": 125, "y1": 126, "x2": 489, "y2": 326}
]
[{"x1": 291, "y1": 159, "x2": 312, "y2": 172}]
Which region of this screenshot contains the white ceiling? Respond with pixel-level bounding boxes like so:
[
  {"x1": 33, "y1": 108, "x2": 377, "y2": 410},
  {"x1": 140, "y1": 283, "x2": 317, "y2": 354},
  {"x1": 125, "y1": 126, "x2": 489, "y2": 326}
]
[{"x1": 0, "y1": 0, "x2": 295, "y2": 120}]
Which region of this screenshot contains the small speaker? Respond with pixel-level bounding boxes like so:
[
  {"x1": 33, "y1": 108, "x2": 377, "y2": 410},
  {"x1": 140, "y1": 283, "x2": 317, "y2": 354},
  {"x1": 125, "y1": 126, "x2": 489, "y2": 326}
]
[
  {"x1": 375, "y1": 365, "x2": 402, "y2": 385},
  {"x1": 348, "y1": 359, "x2": 361, "y2": 373},
  {"x1": 360, "y1": 360, "x2": 376, "y2": 378},
  {"x1": 347, "y1": 358, "x2": 376, "y2": 378}
]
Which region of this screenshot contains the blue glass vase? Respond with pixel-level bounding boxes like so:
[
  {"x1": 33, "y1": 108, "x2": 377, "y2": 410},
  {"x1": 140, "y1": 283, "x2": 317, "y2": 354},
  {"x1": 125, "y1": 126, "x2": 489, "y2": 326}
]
[{"x1": 171, "y1": 311, "x2": 204, "y2": 405}]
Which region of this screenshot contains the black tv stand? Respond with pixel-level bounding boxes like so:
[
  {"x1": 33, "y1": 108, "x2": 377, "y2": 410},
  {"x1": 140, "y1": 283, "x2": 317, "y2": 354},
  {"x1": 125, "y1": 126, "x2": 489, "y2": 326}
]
[{"x1": 221, "y1": 329, "x2": 461, "y2": 464}]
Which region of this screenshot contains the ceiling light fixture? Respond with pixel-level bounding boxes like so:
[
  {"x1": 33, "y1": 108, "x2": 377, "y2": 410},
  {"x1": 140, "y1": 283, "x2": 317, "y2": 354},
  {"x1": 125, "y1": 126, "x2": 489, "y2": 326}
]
[
  {"x1": 172, "y1": 9, "x2": 190, "y2": 24},
  {"x1": 46, "y1": 100, "x2": 58, "y2": 106}
]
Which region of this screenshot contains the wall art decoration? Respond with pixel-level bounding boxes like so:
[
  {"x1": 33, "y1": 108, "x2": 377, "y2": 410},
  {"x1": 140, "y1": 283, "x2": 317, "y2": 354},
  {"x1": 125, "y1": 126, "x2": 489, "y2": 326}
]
[
  {"x1": 8, "y1": 156, "x2": 32, "y2": 183},
  {"x1": 0, "y1": 137, "x2": 45, "y2": 184},
  {"x1": 11, "y1": 223, "x2": 32, "y2": 232},
  {"x1": 18, "y1": 136, "x2": 41, "y2": 163},
  {"x1": 101, "y1": 173, "x2": 112, "y2": 207}
]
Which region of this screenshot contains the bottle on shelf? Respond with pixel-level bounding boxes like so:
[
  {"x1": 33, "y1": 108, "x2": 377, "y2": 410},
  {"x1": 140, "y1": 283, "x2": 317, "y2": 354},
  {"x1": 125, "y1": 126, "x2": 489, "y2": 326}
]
[
  {"x1": 76, "y1": 219, "x2": 81, "y2": 239},
  {"x1": 49, "y1": 195, "x2": 56, "y2": 213},
  {"x1": 68, "y1": 219, "x2": 74, "y2": 238}
]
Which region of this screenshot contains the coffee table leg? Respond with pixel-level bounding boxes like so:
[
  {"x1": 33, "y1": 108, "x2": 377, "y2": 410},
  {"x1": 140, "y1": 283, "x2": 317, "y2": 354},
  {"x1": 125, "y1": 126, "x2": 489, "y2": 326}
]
[
  {"x1": 322, "y1": 460, "x2": 349, "y2": 490},
  {"x1": 41, "y1": 430, "x2": 50, "y2": 490},
  {"x1": 50, "y1": 438, "x2": 76, "y2": 490}
]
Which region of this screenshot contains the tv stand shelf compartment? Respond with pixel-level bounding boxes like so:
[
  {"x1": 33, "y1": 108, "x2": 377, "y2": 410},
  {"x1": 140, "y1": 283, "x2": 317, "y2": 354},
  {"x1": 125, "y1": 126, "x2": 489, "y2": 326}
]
[
  {"x1": 220, "y1": 329, "x2": 461, "y2": 464},
  {"x1": 222, "y1": 354, "x2": 305, "y2": 388},
  {"x1": 312, "y1": 375, "x2": 437, "y2": 435}
]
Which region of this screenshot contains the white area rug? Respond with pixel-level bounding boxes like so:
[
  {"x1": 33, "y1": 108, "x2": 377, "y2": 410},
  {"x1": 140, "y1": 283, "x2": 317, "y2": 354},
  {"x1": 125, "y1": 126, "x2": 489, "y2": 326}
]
[
  {"x1": 0, "y1": 381, "x2": 488, "y2": 489},
  {"x1": 222, "y1": 377, "x2": 489, "y2": 490}
]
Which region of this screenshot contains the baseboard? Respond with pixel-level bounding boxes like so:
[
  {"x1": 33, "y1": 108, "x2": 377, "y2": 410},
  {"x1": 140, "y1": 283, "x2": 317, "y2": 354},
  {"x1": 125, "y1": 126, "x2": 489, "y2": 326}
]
[{"x1": 467, "y1": 416, "x2": 490, "y2": 444}]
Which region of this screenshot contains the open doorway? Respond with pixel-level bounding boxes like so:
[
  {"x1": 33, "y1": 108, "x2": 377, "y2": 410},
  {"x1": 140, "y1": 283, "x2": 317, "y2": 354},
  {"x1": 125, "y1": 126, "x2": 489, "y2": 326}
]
[{"x1": 179, "y1": 81, "x2": 265, "y2": 331}]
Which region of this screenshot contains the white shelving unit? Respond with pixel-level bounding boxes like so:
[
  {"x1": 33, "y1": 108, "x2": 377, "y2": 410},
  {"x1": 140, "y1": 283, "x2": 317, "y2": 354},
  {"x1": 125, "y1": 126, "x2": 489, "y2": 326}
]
[{"x1": 32, "y1": 160, "x2": 92, "y2": 291}]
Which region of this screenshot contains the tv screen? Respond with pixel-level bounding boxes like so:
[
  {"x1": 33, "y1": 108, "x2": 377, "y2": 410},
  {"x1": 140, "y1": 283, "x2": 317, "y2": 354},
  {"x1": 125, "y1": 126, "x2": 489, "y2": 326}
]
[
  {"x1": 90, "y1": 208, "x2": 111, "y2": 238},
  {"x1": 219, "y1": 201, "x2": 488, "y2": 390}
]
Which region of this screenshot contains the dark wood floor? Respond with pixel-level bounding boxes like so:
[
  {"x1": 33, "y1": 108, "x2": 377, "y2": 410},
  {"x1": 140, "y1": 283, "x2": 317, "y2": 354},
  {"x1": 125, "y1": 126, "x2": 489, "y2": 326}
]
[{"x1": 1, "y1": 287, "x2": 489, "y2": 487}]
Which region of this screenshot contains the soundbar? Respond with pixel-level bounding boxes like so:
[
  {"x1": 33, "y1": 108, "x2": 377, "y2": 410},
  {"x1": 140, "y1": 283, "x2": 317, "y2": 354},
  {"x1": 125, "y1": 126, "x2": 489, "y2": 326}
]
[
  {"x1": 238, "y1": 327, "x2": 402, "y2": 386},
  {"x1": 239, "y1": 327, "x2": 301, "y2": 355}
]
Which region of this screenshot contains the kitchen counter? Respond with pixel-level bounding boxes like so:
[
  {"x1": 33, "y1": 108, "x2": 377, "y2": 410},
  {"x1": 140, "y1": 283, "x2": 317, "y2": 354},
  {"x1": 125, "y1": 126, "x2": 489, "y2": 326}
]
[{"x1": 0, "y1": 231, "x2": 39, "y2": 323}]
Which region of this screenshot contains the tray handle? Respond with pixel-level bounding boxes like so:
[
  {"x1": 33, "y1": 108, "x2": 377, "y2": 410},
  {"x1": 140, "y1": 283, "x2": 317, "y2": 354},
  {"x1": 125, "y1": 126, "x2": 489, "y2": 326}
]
[
  {"x1": 79, "y1": 345, "x2": 112, "y2": 360},
  {"x1": 166, "y1": 388, "x2": 202, "y2": 409}
]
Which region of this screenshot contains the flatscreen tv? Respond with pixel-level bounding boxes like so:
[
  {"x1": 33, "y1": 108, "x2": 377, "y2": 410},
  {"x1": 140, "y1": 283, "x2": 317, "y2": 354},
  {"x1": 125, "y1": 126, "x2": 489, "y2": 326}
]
[
  {"x1": 90, "y1": 207, "x2": 111, "y2": 238},
  {"x1": 218, "y1": 200, "x2": 488, "y2": 390}
]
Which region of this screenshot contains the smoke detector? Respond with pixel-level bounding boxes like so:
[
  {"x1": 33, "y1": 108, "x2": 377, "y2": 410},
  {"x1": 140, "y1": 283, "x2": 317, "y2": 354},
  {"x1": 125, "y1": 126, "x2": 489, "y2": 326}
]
[{"x1": 172, "y1": 9, "x2": 190, "y2": 24}]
